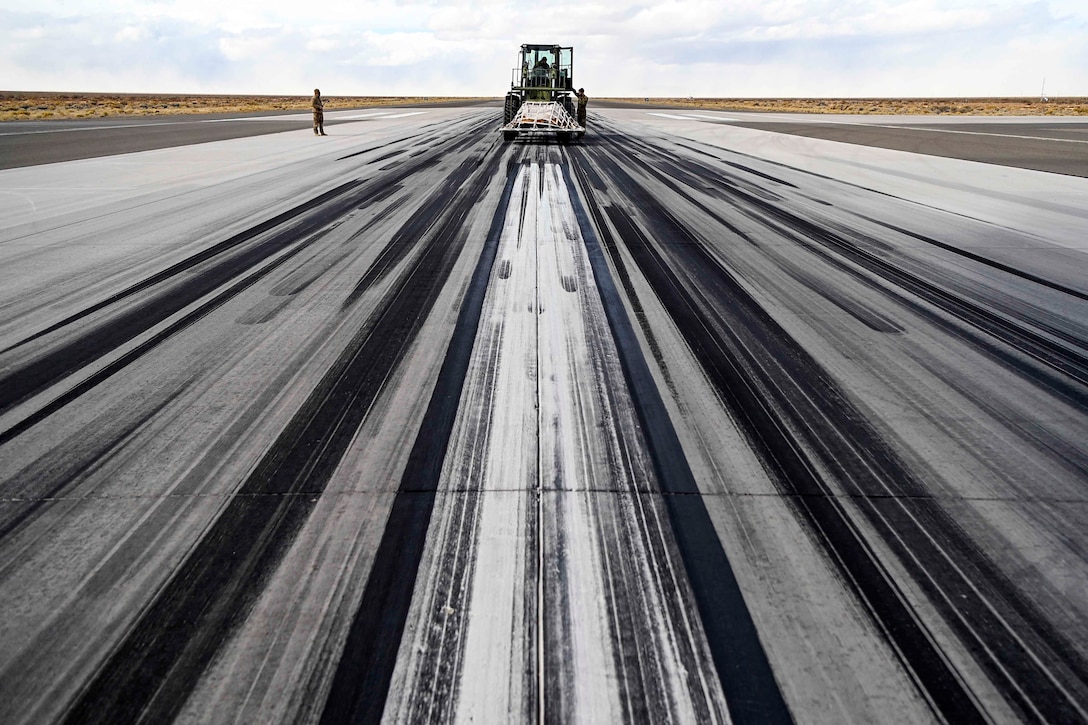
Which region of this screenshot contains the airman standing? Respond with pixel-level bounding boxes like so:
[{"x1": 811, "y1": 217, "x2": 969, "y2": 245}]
[
  {"x1": 312, "y1": 88, "x2": 326, "y2": 136},
  {"x1": 576, "y1": 88, "x2": 588, "y2": 128}
]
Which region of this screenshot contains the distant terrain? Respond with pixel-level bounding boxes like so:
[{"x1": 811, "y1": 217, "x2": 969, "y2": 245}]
[
  {"x1": 2, "y1": 92, "x2": 1087, "y2": 121},
  {"x1": 608, "y1": 96, "x2": 1088, "y2": 115},
  {"x1": 0, "y1": 92, "x2": 483, "y2": 121}
]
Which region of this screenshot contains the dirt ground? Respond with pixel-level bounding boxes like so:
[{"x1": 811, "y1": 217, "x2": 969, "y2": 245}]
[
  {"x1": 0, "y1": 92, "x2": 483, "y2": 121},
  {"x1": 607, "y1": 96, "x2": 1088, "y2": 116}
]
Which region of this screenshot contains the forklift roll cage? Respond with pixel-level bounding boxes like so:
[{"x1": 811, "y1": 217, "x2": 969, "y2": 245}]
[{"x1": 510, "y1": 44, "x2": 574, "y2": 101}]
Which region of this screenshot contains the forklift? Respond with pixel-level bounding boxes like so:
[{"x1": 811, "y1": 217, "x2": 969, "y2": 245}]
[{"x1": 501, "y1": 44, "x2": 584, "y2": 143}]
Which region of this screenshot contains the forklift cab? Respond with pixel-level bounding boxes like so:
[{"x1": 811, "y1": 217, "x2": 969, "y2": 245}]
[{"x1": 513, "y1": 44, "x2": 573, "y2": 100}]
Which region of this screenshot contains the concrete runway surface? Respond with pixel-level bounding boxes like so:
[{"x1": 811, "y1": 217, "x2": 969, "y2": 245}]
[{"x1": 1, "y1": 103, "x2": 1087, "y2": 723}]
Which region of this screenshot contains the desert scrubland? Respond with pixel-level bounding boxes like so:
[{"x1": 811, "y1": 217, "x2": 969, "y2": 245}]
[
  {"x1": 610, "y1": 96, "x2": 1088, "y2": 115},
  {"x1": 3, "y1": 92, "x2": 1087, "y2": 121},
  {"x1": 0, "y1": 92, "x2": 479, "y2": 121}
]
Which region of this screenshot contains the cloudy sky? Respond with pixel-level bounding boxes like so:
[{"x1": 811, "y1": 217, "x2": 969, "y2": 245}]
[{"x1": 2, "y1": 0, "x2": 1086, "y2": 98}]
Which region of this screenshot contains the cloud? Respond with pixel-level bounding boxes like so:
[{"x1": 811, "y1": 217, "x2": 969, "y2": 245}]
[
  {"x1": 0, "y1": 1, "x2": 1085, "y2": 96},
  {"x1": 218, "y1": 32, "x2": 282, "y2": 62},
  {"x1": 115, "y1": 25, "x2": 149, "y2": 43},
  {"x1": 1, "y1": 10, "x2": 232, "y2": 91}
]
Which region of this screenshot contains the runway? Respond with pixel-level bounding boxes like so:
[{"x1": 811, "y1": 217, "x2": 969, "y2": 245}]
[
  {"x1": 0, "y1": 100, "x2": 490, "y2": 170},
  {"x1": 1, "y1": 104, "x2": 1087, "y2": 723}
]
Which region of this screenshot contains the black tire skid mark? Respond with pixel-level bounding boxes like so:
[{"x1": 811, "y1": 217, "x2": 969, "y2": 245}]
[
  {"x1": 583, "y1": 136, "x2": 1088, "y2": 721},
  {"x1": 622, "y1": 120, "x2": 1088, "y2": 387},
  {"x1": 394, "y1": 166, "x2": 536, "y2": 722},
  {"x1": 587, "y1": 145, "x2": 984, "y2": 722},
  {"x1": 267, "y1": 186, "x2": 403, "y2": 298},
  {"x1": 619, "y1": 126, "x2": 1088, "y2": 684},
  {"x1": 59, "y1": 134, "x2": 504, "y2": 725},
  {"x1": 857, "y1": 214, "x2": 1088, "y2": 303},
  {"x1": 908, "y1": 350, "x2": 1088, "y2": 483},
  {"x1": 589, "y1": 124, "x2": 766, "y2": 248},
  {"x1": 372, "y1": 149, "x2": 407, "y2": 164},
  {"x1": 539, "y1": 179, "x2": 723, "y2": 721},
  {"x1": 343, "y1": 156, "x2": 484, "y2": 304},
  {"x1": 543, "y1": 490, "x2": 579, "y2": 721},
  {"x1": 336, "y1": 143, "x2": 393, "y2": 161},
  {"x1": 0, "y1": 178, "x2": 363, "y2": 360},
  {"x1": 564, "y1": 159, "x2": 794, "y2": 724},
  {"x1": 0, "y1": 117, "x2": 496, "y2": 416},
  {"x1": 0, "y1": 179, "x2": 369, "y2": 416},
  {"x1": 596, "y1": 287, "x2": 715, "y2": 720},
  {"x1": 0, "y1": 230, "x2": 319, "y2": 448},
  {"x1": 0, "y1": 384, "x2": 191, "y2": 543},
  {"x1": 603, "y1": 119, "x2": 1088, "y2": 406},
  {"x1": 397, "y1": 488, "x2": 488, "y2": 723},
  {"x1": 748, "y1": 198, "x2": 1088, "y2": 391},
  {"x1": 240, "y1": 190, "x2": 414, "y2": 320},
  {"x1": 389, "y1": 283, "x2": 523, "y2": 721},
  {"x1": 777, "y1": 263, "x2": 904, "y2": 333},
  {"x1": 318, "y1": 156, "x2": 520, "y2": 725},
  {"x1": 332, "y1": 111, "x2": 480, "y2": 162},
  {"x1": 598, "y1": 130, "x2": 904, "y2": 335}
]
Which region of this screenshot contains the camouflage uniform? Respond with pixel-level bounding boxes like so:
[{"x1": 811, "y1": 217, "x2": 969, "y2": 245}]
[
  {"x1": 576, "y1": 91, "x2": 588, "y2": 128},
  {"x1": 312, "y1": 90, "x2": 325, "y2": 135}
]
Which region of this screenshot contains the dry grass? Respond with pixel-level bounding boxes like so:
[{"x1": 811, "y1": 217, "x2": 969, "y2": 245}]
[
  {"x1": 606, "y1": 97, "x2": 1088, "y2": 116},
  {"x1": 0, "y1": 92, "x2": 485, "y2": 121}
]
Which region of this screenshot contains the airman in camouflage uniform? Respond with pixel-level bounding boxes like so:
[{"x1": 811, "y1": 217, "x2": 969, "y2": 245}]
[
  {"x1": 576, "y1": 88, "x2": 588, "y2": 128},
  {"x1": 312, "y1": 89, "x2": 326, "y2": 136}
]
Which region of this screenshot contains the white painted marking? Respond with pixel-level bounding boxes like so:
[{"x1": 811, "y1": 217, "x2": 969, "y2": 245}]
[
  {"x1": 0, "y1": 190, "x2": 37, "y2": 213},
  {"x1": 201, "y1": 115, "x2": 307, "y2": 123},
  {"x1": 331, "y1": 112, "x2": 393, "y2": 120},
  {"x1": 853, "y1": 122, "x2": 1088, "y2": 144},
  {"x1": 644, "y1": 110, "x2": 1088, "y2": 144},
  {"x1": 0, "y1": 120, "x2": 197, "y2": 136},
  {"x1": 0, "y1": 109, "x2": 427, "y2": 136},
  {"x1": 685, "y1": 113, "x2": 739, "y2": 121},
  {"x1": 647, "y1": 112, "x2": 700, "y2": 121},
  {"x1": 647, "y1": 112, "x2": 738, "y2": 122},
  {"x1": 378, "y1": 111, "x2": 428, "y2": 119}
]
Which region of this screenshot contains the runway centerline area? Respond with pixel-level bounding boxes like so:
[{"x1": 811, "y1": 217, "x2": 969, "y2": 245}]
[{"x1": 1, "y1": 105, "x2": 1087, "y2": 724}]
